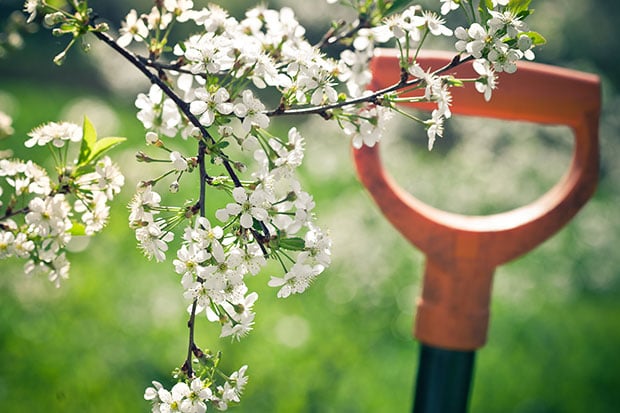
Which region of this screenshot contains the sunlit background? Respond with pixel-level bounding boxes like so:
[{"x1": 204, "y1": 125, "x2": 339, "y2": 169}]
[{"x1": 1, "y1": 0, "x2": 619, "y2": 412}]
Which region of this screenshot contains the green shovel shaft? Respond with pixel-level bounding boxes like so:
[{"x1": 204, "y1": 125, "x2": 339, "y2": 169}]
[{"x1": 412, "y1": 344, "x2": 476, "y2": 413}]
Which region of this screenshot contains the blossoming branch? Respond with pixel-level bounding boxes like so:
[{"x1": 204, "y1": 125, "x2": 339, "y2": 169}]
[{"x1": 3, "y1": 0, "x2": 545, "y2": 410}]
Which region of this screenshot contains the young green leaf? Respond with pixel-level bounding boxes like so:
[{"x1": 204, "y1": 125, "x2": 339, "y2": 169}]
[
  {"x1": 479, "y1": 0, "x2": 493, "y2": 22},
  {"x1": 507, "y1": 0, "x2": 532, "y2": 14},
  {"x1": 78, "y1": 115, "x2": 97, "y2": 165},
  {"x1": 384, "y1": 0, "x2": 412, "y2": 16},
  {"x1": 87, "y1": 136, "x2": 126, "y2": 164},
  {"x1": 523, "y1": 31, "x2": 546, "y2": 46},
  {"x1": 279, "y1": 237, "x2": 306, "y2": 251},
  {"x1": 70, "y1": 222, "x2": 87, "y2": 236}
]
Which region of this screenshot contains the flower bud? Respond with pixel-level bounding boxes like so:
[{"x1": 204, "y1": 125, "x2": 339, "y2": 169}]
[
  {"x1": 44, "y1": 12, "x2": 65, "y2": 26},
  {"x1": 145, "y1": 131, "x2": 160, "y2": 145},
  {"x1": 233, "y1": 303, "x2": 245, "y2": 314},
  {"x1": 218, "y1": 125, "x2": 233, "y2": 137},
  {"x1": 93, "y1": 22, "x2": 109, "y2": 32},
  {"x1": 285, "y1": 191, "x2": 297, "y2": 202},
  {"x1": 53, "y1": 50, "x2": 67, "y2": 66},
  {"x1": 135, "y1": 151, "x2": 152, "y2": 162},
  {"x1": 234, "y1": 161, "x2": 247, "y2": 173}
]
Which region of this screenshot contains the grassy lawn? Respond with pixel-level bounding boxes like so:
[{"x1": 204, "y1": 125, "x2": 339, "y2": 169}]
[{"x1": 2, "y1": 31, "x2": 620, "y2": 413}]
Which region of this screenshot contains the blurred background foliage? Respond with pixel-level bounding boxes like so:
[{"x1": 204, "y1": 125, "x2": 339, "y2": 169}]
[{"x1": 0, "y1": 0, "x2": 619, "y2": 412}]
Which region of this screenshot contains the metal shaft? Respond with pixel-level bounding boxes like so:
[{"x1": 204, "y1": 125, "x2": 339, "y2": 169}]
[{"x1": 412, "y1": 344, "x2": 476, "y2": 413}]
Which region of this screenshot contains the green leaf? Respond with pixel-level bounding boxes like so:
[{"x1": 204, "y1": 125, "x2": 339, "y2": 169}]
[
  {"x1": 78, "y1": 115, "x2": 97, "y2": 165},
  {"x1": 279, "y1": 237, "x2": 306, "y2": 251},
  {"x1": 87, "y1": 137, "x2": 126, "y2": 164},
  {"x1": 70, "y1": 222, "x2": 87, "y2": 236},
  {"x1": 522, "y1": 31, "x2": 546, "y2": 46},
  {"x1": 478, "y1": 0, "x2": 493, "y2": 22},
  {"x1": 384, "y1": 0, "x2": 411, "y2": 15},
  {"x1": 507, "y1": 0, "x2": 532, "y2": 14},
  {"x1": 376, "y1": 0, "x2": 386, "y2": 13},
  {"x1": 516, "y1": 9, "x2": 533, "y2": 20}
]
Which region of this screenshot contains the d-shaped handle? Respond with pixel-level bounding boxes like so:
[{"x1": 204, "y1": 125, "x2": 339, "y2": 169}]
[{"x1": 354, "y1": 49, "x2": 600, "y2": 350}]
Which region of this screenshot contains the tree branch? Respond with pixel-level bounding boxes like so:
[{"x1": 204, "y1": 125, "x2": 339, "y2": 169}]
[
  {"x1": 183, "y1": 299, "x2": 199, "y2": 378},
  {"x1": 91, "y1": 31, "x2": 242, "y2": 188},
  {"x1": 265, "y1": 54, "x2": 474, "y2": 117}
]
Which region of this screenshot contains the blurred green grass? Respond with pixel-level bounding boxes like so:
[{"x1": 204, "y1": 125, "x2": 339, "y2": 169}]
[
  {"x1": 2, "y1": 75, "x2": 620, "y2": 412},
  {"x1": 2, "y1": 1, "x2": 620, "y2": 412}
]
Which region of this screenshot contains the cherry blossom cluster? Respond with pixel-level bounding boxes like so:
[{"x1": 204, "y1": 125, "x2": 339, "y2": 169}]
[
  {"x1": 0, "y1": 116, "x2": 124, "y2": 287},
  {"x1": 453, "y1": 4, "x2": 539, "y2": 100},
  {"x1": 121, "y1": 2, "x2": 339, "y2": 336},
  {"x1": 329, "y1": 0, "x2": 542, "y2": 150},
  {"x1": 18, "y1": 0, "x2": 543, "y2": 409},
  {"x1": 144, "y1": 363, "x2": 248, "y2": 412},
  {"x1": 130, "y1": 125, "x2": 331, "y2": 340}
]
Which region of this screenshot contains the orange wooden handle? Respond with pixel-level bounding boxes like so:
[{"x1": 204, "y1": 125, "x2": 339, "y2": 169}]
[{"x1": 354, "y1": 49, "x2": 601, "y2": 350}]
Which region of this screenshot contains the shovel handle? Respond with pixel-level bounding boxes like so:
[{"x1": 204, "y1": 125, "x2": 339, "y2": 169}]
[{"x1": 353, "y1": 49, "x2": 600, "y2": 350}]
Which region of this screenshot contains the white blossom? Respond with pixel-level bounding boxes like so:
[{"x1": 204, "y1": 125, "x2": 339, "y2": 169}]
[
  {"x1": 46, "y1": 252, "x2": 70, "y2": 288},
  {"x1": 345, "y1": 104, "x2": 394, "y2": 149},
  {"x1": 25, "y1": 194, "x2": 72, "y2": 238},
  {"x1": 12, "y1": 0, "x2": 543, "y2": 407},
  {"x1": 440, "y1": 0, "x2": 460, "y2": 16},
  {"x1": 173, "y1": 243, "x2": 210, "y2": 278},
  {"x1": 425, "y1": 109, "x2": 445, "y2": 151},
  {"x1": 473, "y1": 59, "x2": 497, "y2": 102},
  {"x1": 145, "y1": 6, "x2": 172, "y2": 31},
  {"x1": 135, "y1": 219, "x2": 174, "y2": 262},
  {"x1": 75, "y1": 191, "x2": 110, "y2": 235},
  {"x1": 164, "y1": 0, "x2": 194, "y2": 20},
  {"x1": 487, "y1": 43, "x2": 522, "y2": 73},
  {"x1": 233, "y1": 90, "x2": 270, "y2": 132},
  {"x1": 488, "y1": 10, "x2": 528, "y2": 39},
  {"x1": 129, "y1": 185, "x2": 161, "y2": 225},
  {"x1": 218, "y1": 290, "x2": 258, "y2": 341},
  {"x1": 25, "y1": 121, "x2": 82, "y2": 148},
  {"x1": 392, "y1": 5, "x2": 424, "y2": 42},
  {"x1": 268, "y1": 262, "x2": 321, "y2": 298},
  {"x1": 0, "y1": 110, "x2": 14, "y2": 138},
  {"x1": 169, "y1": 151, "x2": 188, "y2": 172},
  {"x1": 459, "y1": 24, "x2": 489, "y2": 57},
  {"x1": 189, "y1": 87, "x2": 233, "y2": 127},
  {"x1": 182, "y1": 216, "x2": 223, "y2": 250},
  {"x1": 420, "y1": 11, "x2": 453, "y2": 37},
  {"x1": 299, "y1": 225, "x2": 331, "y2": 268},
  {"x1": 0, "y1": 231, "x2": 15, "y2": 259},
  {"x1": 338, "y1": 48, "x2": 372, "y2": 97},
  {"x1": 135, "y1": 85, "x2": 181, "y2": 137},
  {"x1": 182, "y1": 32, "x2": 235, "y2": 75},
  {"x1": 117, "y1": 9, "x2": 148, "y2": 48},
  {"x1": 518, "y1": 34, "x2": 535, "y2": 60},
  {"x1": 94, "y1": 156, "x2": 125, "y2": 200},
  {"x1": 216, "y1": 187, "x2": 270, "y2": 229}
]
